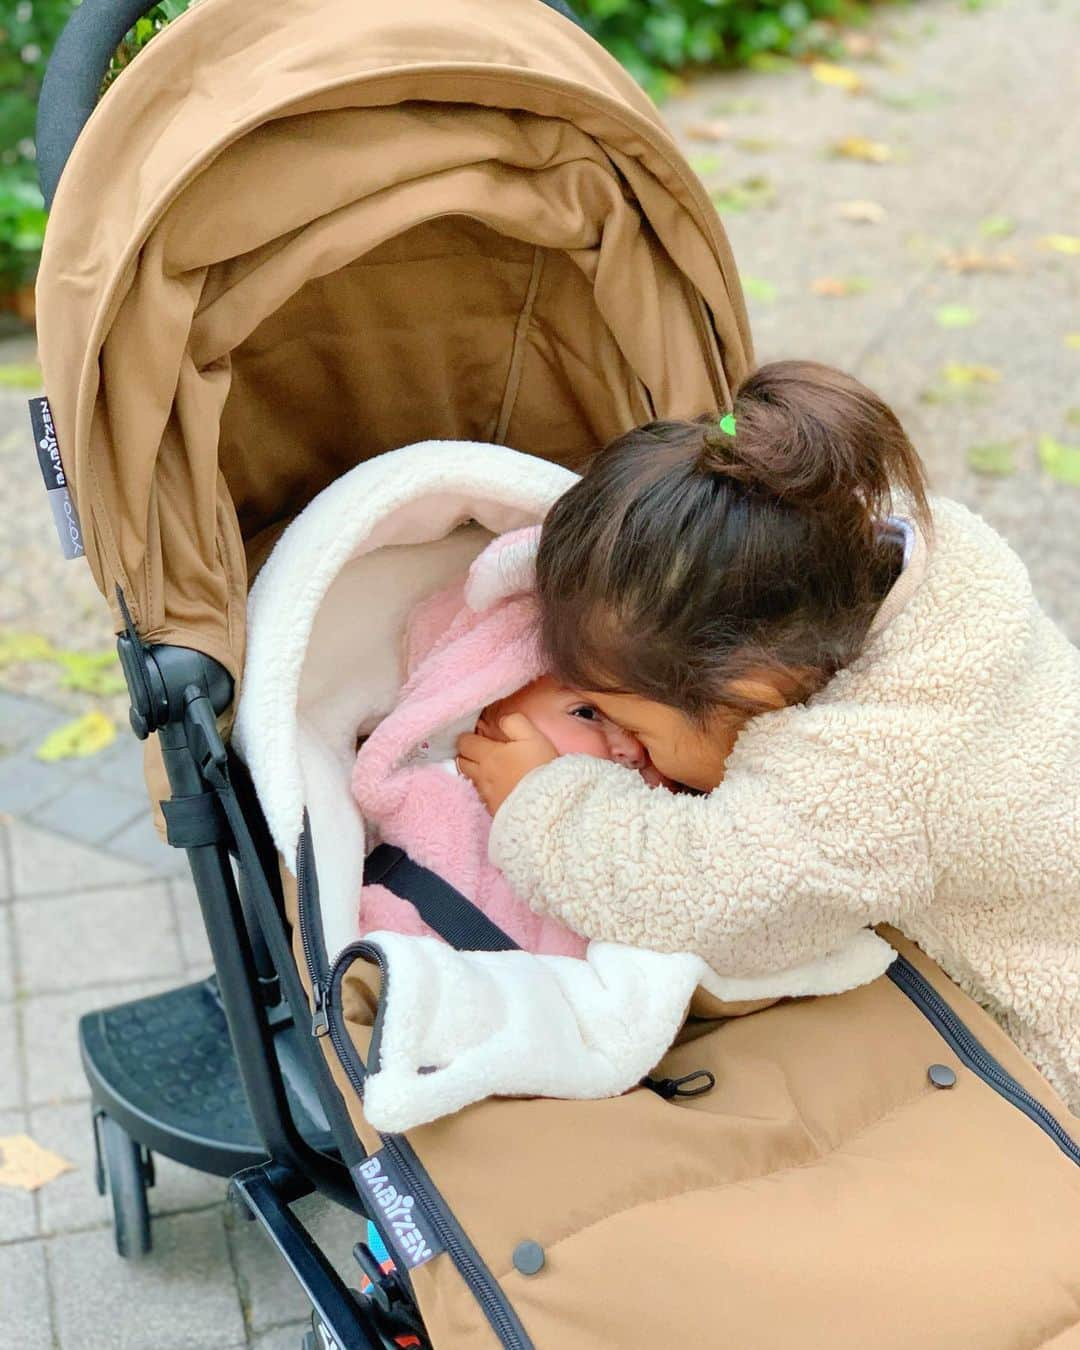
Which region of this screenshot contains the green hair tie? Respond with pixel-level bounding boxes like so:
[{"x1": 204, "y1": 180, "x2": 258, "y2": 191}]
[{"x1": 718, "y1": 412, "x2": 737, "y2": 436}]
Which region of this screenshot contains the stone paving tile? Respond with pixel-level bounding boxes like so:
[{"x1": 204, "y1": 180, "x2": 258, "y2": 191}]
[
  {"x1": 0, "y1": 818, "x2": 11, "y2": 902},
  {"x1": 14, "y1": 880, "x2": 184, "y2": 996},
  {"x1": 0, "y1": 1237, "x2": 54, "y2": 1350},
  {"x1": 0, "y1": 1109, "x2": 38, "y2": 1243},
  {"x1": 28, "y1": 777, "x2": 147, "y2": 850},
  {"x1": 9, "y1": 818, "x2": 150, "y2": 898},
  {"x1": 0, "y1": 750, "x2": 70, "y2": 818},
  {"x1": 49, "y1": 1208, "x2": 247, "y2": 1350},
  {"x1": 105, "y1": 810, "x2": 191, "y2": 877},
  {"x1": 22, "y1": 979, "x2": 175, "y2": 1106},
  {"x1": 170, "y1": 877, "x2": 214, "y2": 972},
  {"x1": 0, "y1": 899, "x2": 13, "y2": 996},
  {"x1": 0, "y1": 1000, "x2": 23, "y2": 1109},
  {"x1": 0, "y1": 691, "x2": 67, "y2": 757},
  {"x1": 251, "y1": 1321, "x2": 310, "y2": 1350},
  {"x1": 30, "y1": 1099, "x2": 227, "y2": 1238},
  {"x1": 227, "y1": 1191, "x2": 361, "y2": 1334}
]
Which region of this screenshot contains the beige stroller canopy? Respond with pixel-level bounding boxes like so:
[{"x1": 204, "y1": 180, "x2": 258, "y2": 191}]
[{"x1": 35, "y1": 0, "x2": 751, "y2": 680}]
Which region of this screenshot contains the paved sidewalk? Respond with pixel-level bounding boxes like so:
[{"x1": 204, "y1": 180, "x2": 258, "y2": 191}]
[{"x1": 1, "y1": 0, "x2": 1078, "y2": 1344}]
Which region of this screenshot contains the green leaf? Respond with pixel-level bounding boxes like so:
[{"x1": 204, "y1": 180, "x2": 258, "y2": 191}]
[
  {"x1": 942, "y1": 361, "x2": 1000, "y2": 387},
  {"x1": 966, "y1": 443, "x2": 1016, "y2": 476},
  {"x1": 54, "y1": 650, "x2": 127, "y2": 697},
  {"x1": 1037, "y1": 435, "x2": 1080, "y2": 486},
  {"x1": 0, "y1": 362, "x2": 42, "y2": 389},
  {"x1": 978, "y1": 215, "x2": 1015, "y2": 239},
  {"x1": 35, "y1": 711, "x2": 117, "y2": 762},
  {"x1": 742, "y1": 275, "x2": 778, "y2": 302},
  {"x1": 710, "y1": 176, "x2": 776, "y2": 213},
  {"x1": 688, "y1": 153, "x2": 724, "y2": 177},
  {"x1": 0, "y1": 631, "x2": 54, "y2": 668},
  {"x1": 934, "y1": 304, "x2": 978, "y2": 329}
]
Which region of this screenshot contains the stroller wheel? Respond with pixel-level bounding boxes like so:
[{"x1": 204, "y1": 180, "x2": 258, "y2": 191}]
[{"x1": 97, "y1": 1113, "x2": 153, "y2": 1260}]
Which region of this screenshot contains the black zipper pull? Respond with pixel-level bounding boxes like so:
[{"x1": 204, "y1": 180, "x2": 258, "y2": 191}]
[
  {"x1": 311, "y1": 981, "x2": 330, "y2": 1037},
  {"x1": 641, "y1": 1068, "x2": 717, "y2": 1100}
]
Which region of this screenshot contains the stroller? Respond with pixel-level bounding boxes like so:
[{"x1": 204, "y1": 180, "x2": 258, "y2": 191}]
[{"x1": 33, "y1": 0, "x2": 1080, "y2": 1346}]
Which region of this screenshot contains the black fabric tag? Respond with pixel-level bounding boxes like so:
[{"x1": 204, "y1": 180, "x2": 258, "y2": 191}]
[
  {"x1": 352, "y1": 1150, "x2": 446, "y2": 1269},
  {"x1": 29, "y1": 395, "x2": 84, "y2": 560}
]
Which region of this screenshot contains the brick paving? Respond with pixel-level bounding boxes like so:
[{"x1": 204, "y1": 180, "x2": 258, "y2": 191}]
[{"x1": 0, "y1": 0, "x2": 1077, "y2": 1343}]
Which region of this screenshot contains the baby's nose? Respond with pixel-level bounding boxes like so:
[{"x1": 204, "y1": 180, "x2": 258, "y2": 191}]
[{"x1": 607, "y1": 726, "x2": 646, "y2": 769}]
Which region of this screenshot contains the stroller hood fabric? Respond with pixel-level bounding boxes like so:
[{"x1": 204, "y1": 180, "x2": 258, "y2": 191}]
[
  {"x1": 236, "y1": 442, "x2": 896, "y2": 1132},
  {"x1": 34, "y1": 0, "x2": 752, "y2": 685}
]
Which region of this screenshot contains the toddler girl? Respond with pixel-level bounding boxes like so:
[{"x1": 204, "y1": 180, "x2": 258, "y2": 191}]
[{"x1": 458, "y1": 360, "x2": 1080, "y2": 1108}]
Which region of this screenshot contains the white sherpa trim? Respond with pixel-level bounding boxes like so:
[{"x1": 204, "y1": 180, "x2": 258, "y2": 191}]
[
  {"x1": 359, "y1": 929, "x2": 896, "y2": 1134},
  {"x1": 233, "y1": 440, "x2": 576, "y2": 961}
]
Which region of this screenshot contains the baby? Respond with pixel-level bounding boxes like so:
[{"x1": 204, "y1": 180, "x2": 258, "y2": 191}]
[{"x1": 352, "y1": 538, "x2": 661, "y2": 957}]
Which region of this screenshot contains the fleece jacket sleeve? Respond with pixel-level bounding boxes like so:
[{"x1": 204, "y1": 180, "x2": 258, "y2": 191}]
[{"x1": 488, "y1": 749, "x2": 933, "y2": 976}]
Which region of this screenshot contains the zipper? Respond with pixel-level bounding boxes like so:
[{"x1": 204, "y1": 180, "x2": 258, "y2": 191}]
[
  {"x1": 324, "y1": 941, "x2": 532, "y2": 1350},
  {"x1": 296, "y1": 821, "x2": 332, "y2": 1037},
  {"x1": 889, "y1": 955, "x2": 1080, "y2": 1166}
]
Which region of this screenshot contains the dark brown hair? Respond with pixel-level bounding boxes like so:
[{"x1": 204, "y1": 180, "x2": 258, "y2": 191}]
[{"x1": 536, "y1": 360, "x2": 930, "y2": 720}]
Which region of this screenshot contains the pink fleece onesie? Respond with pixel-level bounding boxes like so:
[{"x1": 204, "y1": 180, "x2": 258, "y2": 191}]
[{"x1": 352, "y1": 533, "x2": 587, "y2": 958}]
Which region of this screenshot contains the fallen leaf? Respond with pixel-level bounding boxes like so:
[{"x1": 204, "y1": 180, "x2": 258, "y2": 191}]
[
  {"x1": 842, "y1": 32, "x2": 880, "y2": 58},
  {"x1": 688, "y1": 152, "x2": 724, "y2": 178},
  {"x1": 966, "y1": 443, "x2": 1016, "y2": 476},
  {"x1": 748, "y1": 53, "x2": 797, "y2": 73},
  {"x1": 735, "y1": 137, "x2": 777, "y2": 153},
  {"x1": 0, "y1": 362, "x2": 42, "y2": 390},
  {"x1": 942, "y1": 250, "x2": 1019, "y2": 274},
  {"x1": 0, "y1": 631, "x2": 56, "y2": 668},
  {"x1": 1039, "y1": 234, "x2": 1080, "y2": 255},
  {"x1": 686, "y1": 120, "x2": 731, "y2": 143},
  {"x1": 0, "y1": 1135, "x2": 74, "y2": 1192},
  {"x1": 811, "y1": 61, "x2": 867, "y2": 93},
  {"x1": 742, "y1": 276, "x2": 778, "y2": 303},
  {"x1": 934, "y1": 304, "x2": 979, "y2": 329},
  {"x1": 978, "y1": 215, "x2": 1016, "y2": 239},
  {"x1": 942, "y1": 361, "x2": 1001, "y2": 386},
  {"x1": 811, "y1": 276, "x2": 872, "y2": 297},
  {"x1": 709, "y1": 176, "x2": 776, "y2": 213},
  {"x1": 35, "y1": 711, "x2": 117, "y2": 762},
  {"x1": 1037, "y1": 435, "x2": 1080, "y2": 486},
  {"x1": 837, "y1": 199, "x2": 887, "y2": 224},
  {"x1": 1066, "y1": 408, "x2": 1080, "y2": 426},
  {"x1": 55, "y1": 650, "x2": 127, "y2": 697},
  {"x1": 1067, "y1": 335, "x2": 1080, "y2": 350},
  {"x1": 831, "y1": 136, "x2": 893, "y2": 163},
  {"x1": 708, "y1": 98, "x2": 764, "y2": 116}
]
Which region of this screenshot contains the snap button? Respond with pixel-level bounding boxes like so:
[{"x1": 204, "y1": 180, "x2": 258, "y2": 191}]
[
  {"x1": 928, "y1": 1063, "x2": 957, "y2": 1088},
  {"x1": 512, "y1": 1240, "x2": 546, "y2": 1276}
]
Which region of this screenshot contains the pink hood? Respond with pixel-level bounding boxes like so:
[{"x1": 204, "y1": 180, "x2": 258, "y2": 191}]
[{"x1": 352, "y1": 529, "x2": 587, "y2": 957}]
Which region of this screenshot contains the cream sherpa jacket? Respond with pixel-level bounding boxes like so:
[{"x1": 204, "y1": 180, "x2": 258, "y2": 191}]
[{"x1": 490, "y1": 497, "x2": 1080, "y2": 1109}]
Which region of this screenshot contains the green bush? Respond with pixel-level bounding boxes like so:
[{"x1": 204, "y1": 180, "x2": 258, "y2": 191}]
[
  {"x1": 0, "y1": 0, "x2": 181, "y2": 290},
  {"x1": 577, "y1": 0, "x2": 856, "y2": 93},
  {"x1": 2, "y1": 0, "x2": 859, "y2": 292}
]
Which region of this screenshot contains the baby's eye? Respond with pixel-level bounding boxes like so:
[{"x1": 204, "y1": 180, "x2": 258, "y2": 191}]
[{"x1": 569, "y1": 705, "x2": 601, "y2": 722}]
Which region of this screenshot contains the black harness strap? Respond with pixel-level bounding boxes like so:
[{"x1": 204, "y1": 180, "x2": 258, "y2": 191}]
[{"x1": 364, "y1": 844, "x2": 520, "y2": 953}]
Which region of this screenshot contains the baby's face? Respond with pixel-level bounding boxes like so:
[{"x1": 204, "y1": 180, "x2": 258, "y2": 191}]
[{"x1": 481, "y1": 677, "x2": 659, "y2": 779}]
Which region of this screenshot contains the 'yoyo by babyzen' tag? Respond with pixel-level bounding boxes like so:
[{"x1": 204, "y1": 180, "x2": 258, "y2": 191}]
[
  {"x1": 352, "y1": 1150, "x2": 446, "y2": 1269},
  {"x1": 29, "y1": 395, "x2": 83, "y2": 560}
]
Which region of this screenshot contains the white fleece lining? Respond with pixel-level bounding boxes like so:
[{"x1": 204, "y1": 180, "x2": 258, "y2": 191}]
[
  {"x1": 234, "y1": 439, "x2": 896, "y2": 1131},
  {"x1": 233, "y1": 440, "x2": 577, "y2": 961}
]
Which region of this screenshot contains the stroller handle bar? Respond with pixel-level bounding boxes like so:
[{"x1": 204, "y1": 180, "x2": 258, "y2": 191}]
[
  {"x1": 36, "y1": 0, "x2": 584, "y2": 212},
  {"x1": 36, "y1": 0, "x2": 157, "y2": 211}
]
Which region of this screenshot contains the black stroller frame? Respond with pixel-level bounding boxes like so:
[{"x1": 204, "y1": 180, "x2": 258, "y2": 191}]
[{"x1": 35, "y1": 1, "x2": 580, "y2": 1345}]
